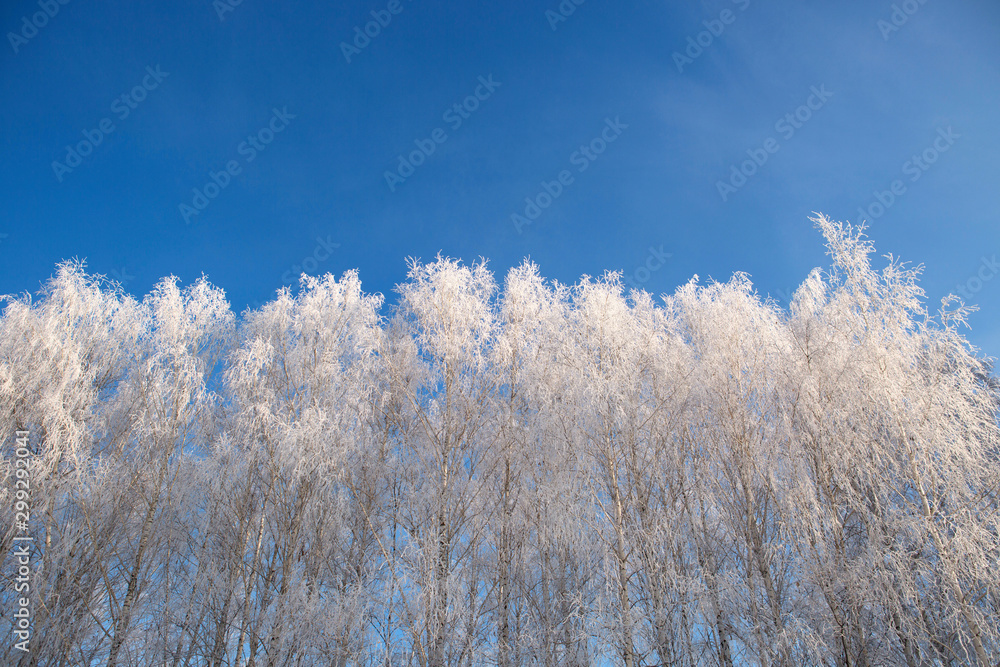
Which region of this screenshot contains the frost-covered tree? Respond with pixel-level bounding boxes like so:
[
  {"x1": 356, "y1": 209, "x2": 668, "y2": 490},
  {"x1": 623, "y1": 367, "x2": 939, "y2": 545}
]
[
  {"x1": 2, "y1": 216, "x2": 998, "y2": 666},
  {"x1": 0, "y1": 264, "x2": 233, "y2": 666}
]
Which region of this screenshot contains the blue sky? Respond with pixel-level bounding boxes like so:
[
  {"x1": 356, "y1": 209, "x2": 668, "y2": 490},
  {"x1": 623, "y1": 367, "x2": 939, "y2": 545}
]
[{"x1": 2, "y1": 0, "x2": 998, "y2": 361}]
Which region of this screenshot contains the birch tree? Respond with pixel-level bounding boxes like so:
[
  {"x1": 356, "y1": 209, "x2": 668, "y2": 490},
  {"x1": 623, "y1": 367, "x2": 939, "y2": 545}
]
[{"x1": 2, "y1": 217, "x2": 998, "y2": 666}]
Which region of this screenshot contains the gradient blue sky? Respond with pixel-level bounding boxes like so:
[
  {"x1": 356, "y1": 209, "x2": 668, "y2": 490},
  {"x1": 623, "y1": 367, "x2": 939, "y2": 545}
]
[{"x1": 2, "y1": 0, "x2": 998, "y2": 361}]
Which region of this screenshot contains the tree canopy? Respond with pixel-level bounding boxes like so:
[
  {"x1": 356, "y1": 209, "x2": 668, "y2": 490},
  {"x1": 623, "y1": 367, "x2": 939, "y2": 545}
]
[{"x1": 2, "y1": 215, "x2": 998, "y2": 666}]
